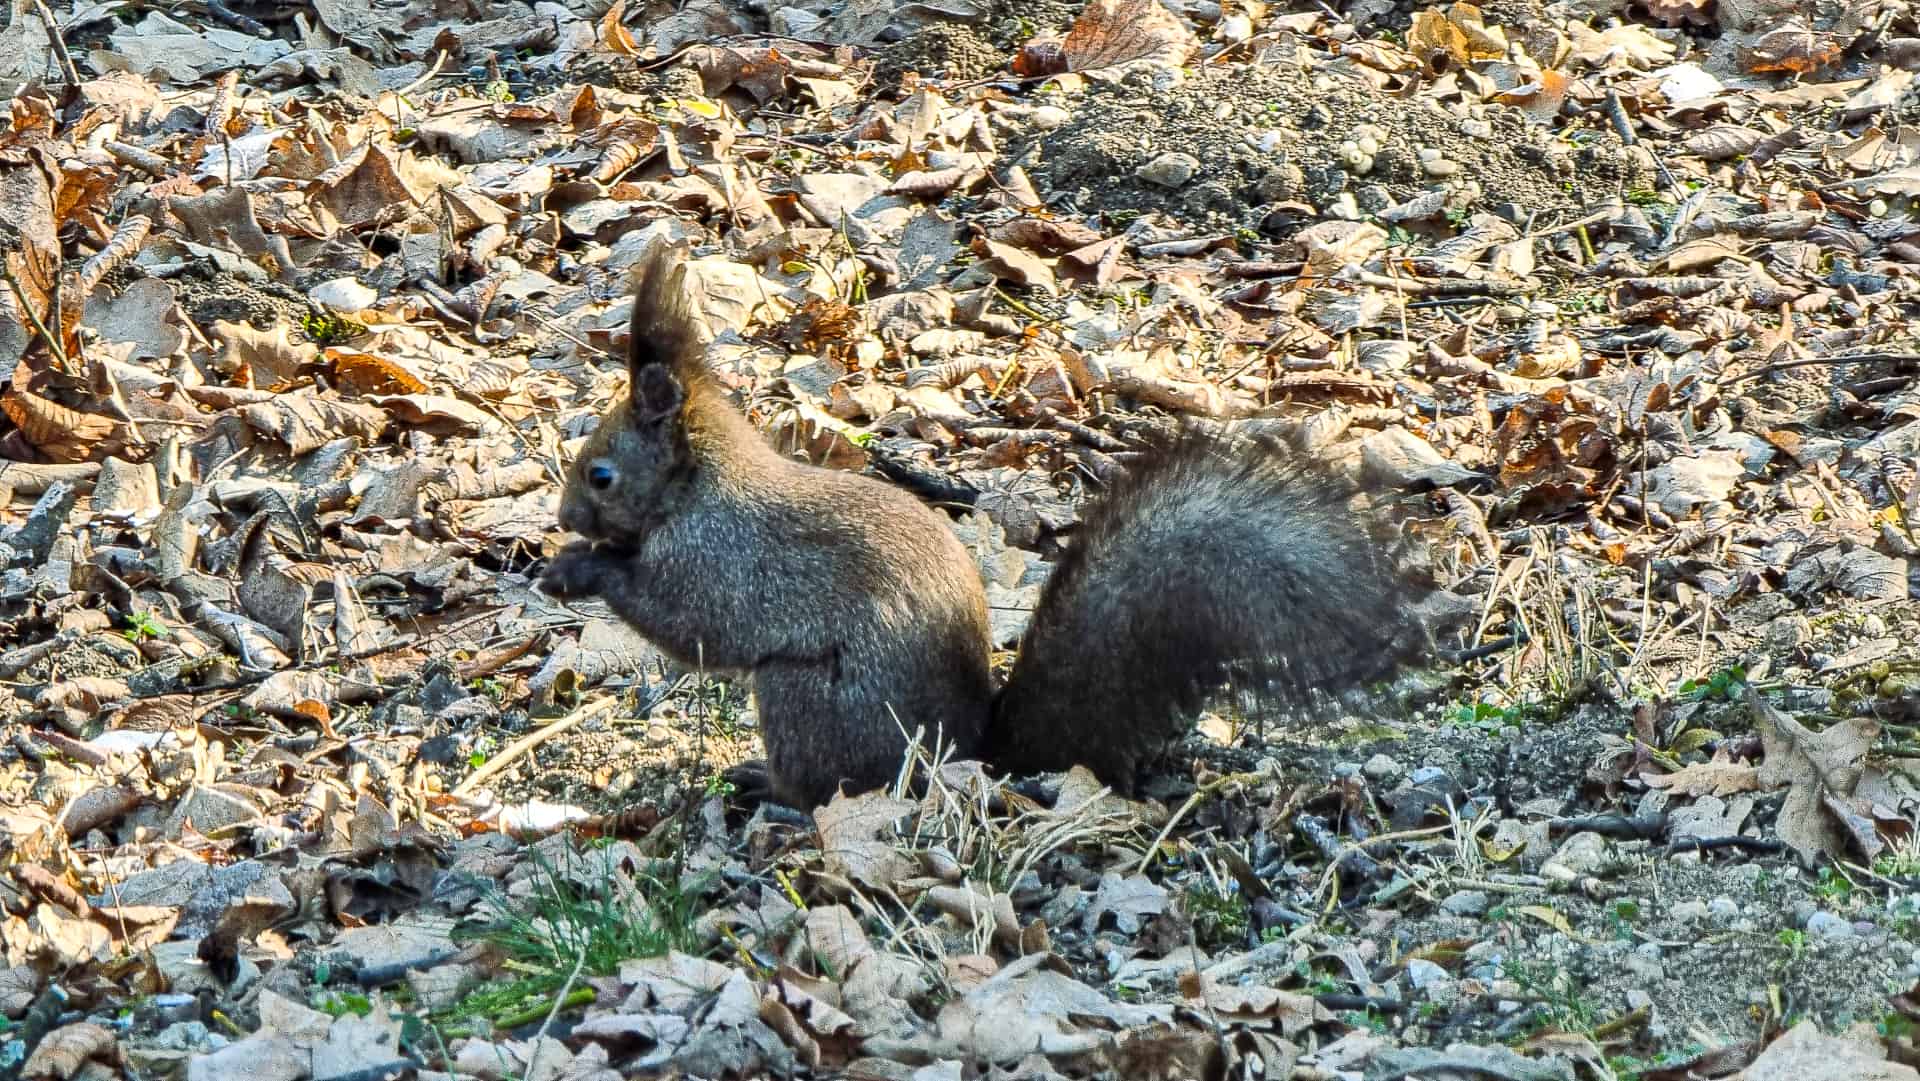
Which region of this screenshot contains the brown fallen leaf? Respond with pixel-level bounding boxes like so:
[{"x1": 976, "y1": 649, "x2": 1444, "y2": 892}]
[
  {"x1": 971, "y1": 237, "x2": 1058, "y2": 295},
  {"x1": 1062, "y1": 0, "x2": 1197, "y2": 74},
  {"x1": 1748, "y1": 687, "x2": 1877, "y2": 866},
  {"x1": 599, "y1": 0, "x2": 639, "y2": 56},
  {"x1": 1642, "y1": 749, "x2": 1762, "y2": 798}
]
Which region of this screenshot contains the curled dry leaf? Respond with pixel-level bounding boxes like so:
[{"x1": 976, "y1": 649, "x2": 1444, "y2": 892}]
[
  {"x1": 598, "y1": 0, "x2": 639, "y2": 56},
  {"x1": 1642, "y1": 749, "x2": 1762, "y2": 798},
  {"x1": 21, "y1": 1022, "x2": 119, "y2": 1081},
  {"x1": 1748, "y1": 687, "x2": 1877, "y2": 865}
]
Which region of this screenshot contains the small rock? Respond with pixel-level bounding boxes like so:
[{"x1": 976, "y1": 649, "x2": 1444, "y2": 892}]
[
  {"x1": 1406, "y1": 959, "x2": 1449, "y2": 989},
  {"x1": 1422, "y1": 159, "x2": 1460, "y2": 178},
  {"x1": 1766, "y1": 614, "x2": 1811, "y2": 653},
  {"x1": 1623, "y1": 950, "x2": 1664, "y2": 982},
  {"x1": 1135, "y1": 152, "x2": 1200, "y2": 188},
  {"x1": 1440, "y1": 890, "x2": 1490, "y2": 918},
  {"x1": 1354, "y1": 184, "x2": 1394, "y2": 214},
  {"x1": 1039, "y1": 882, "x2": 1083, "y2": 928},
  {"x1": 1543, "y1": 832, "x2": 1611, "y2": 879},
  {"x1": 1625, "y1": 990, "x2": 1653, "y2": 1011},
  {"x1": 1362, "y1": 754, "x2": 1402, "y2": 782},
  {"x1": 1459, "y1": 118, "x2": 1494, "y2": 139},
  {"x1": 1031, "y1": 105, "x2": 1069, "y2": 132},
  {"x1": 1670, "y1": 899, "x2": 1711, "y2": 924},
  {"x1": 1806, "y1": 911, "x2": 1853, "y2": 938},
  {"x1": 1862, "y1": 613, "x2": 1888, "y2": 637},
  {"x1": 152, "y1": 1021, "x2": 222, "y2": 1053},
  {"x1": 1706, "y1": 897, "x2": 1740, "y2": 925},
  {"x1": 769, "y1": 6, "x2": 822, "y2": 34},
  {"x1": 1408, "y1": 765, "x2": 1450, "y2": 787}
]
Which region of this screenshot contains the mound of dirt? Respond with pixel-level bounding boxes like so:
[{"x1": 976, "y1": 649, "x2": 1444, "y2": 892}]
[
  {"x1": 1033, "y1": 62, "x2": 1651, "y2": 228},
  {"x1": 873, "y1": 23, "x2": 1008, "y2": 87}
]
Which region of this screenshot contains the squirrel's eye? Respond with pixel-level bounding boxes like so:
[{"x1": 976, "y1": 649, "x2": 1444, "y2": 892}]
[{"x1": 586, "y1": 462, "x2": 616, "y2": 490}]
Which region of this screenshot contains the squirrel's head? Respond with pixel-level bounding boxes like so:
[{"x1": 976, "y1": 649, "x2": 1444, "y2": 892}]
[{"x1": 556, "y1": 242, "x2": 701, "y2": 544}]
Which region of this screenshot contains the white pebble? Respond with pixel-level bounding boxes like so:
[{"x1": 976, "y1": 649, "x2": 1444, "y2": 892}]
[
  {"x1": 1031, "y1": 105, "x2": 1070, "y2": 131},
  {"x1": 309, "y1": 277, "x2": 377, "y2": 312},
  {"x1": 1135, "y1": 151, "x2": 1200, "y2": 187}
]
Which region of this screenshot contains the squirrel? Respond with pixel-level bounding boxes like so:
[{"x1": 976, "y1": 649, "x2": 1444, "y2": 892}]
[{"x1": 539, "y1": 240, "x2": 1455, "y2": 810}]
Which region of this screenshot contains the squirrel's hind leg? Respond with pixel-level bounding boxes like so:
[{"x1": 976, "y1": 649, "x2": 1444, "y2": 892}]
[{"x1": 752, "y1": 658, "x2": 906, "y2": 809}]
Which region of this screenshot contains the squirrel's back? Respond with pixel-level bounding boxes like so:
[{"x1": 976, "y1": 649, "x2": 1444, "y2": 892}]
[{"x1": 986, "y1": 424, "x2": 1447, "y2": 792}]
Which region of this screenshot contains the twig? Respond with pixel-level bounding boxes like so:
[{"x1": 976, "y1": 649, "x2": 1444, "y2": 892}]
[
  {"x1": 1133, "y1": 768, "x2": 1269, "y2": 876},
  {"x1": 0, "y1": 261, "x2": 70, "y2": 370},
  {"x1": 453, "y1": 695, "x2": 621, "y2": 795},
  {"x1": 27, "y1": 0, "x2": 82, "y2": 88},
  {"x1": 1726, "y1": 351, "x2": 1920, "y2": 385},
  {"x1": 1665, "y1": 835, "x2": 1785, "y2": 856},
  {"x1": 521, "y1": 946, "x2": 590, "y2": 1075}
]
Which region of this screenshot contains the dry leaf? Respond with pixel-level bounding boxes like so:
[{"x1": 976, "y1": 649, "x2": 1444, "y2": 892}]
[{"x1": 1062, "y1": 0, "x2": 1197, "y2": 73}]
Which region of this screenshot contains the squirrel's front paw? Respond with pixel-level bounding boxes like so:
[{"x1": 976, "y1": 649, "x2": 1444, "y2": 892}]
[{"x1": 538, "y1": 541, "x2": 610, "y2": 599}]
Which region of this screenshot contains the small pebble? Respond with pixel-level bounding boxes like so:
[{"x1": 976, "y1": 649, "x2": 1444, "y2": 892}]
[
  {"x1": 1806, "y1": 911, "x2": 1854, "y2": 938},
  {"x1": 1362, "y1": 753, "x2": 1401, "y2": 781},
  {"x1": 1423, "y1": 159, "x2": 1460, "y2": 178},
  {"x1": 1670, "y1": 899, "x2": 1711, "y2": 924},
  {"x1": 1135, "y1": 151, "x2": 1200, "y2": 187},
  {"x1": 1407, "y1": 959, "x2": 1450, "y2": 989},
  {"x1": 309, "y1": 277, "x2": 377, "y2": 312},
  {"x1": 1706, "y1": 897, "x2": 1740, "y2": 925},
  {"x1": 1459, "y1": 118, "x2": 1494, "y2": 139},
  {"x1": 1031, "y1": 105, "x2": 1069, "y2": 131},
  {"x1": 1544, "y1": 832, "x2": 1611, "y2": 879},
  {"x1": 1767, "y1": 614, "x2": 1811, "y2": 652},
  {"x1": 1623, "y1": 950, "x2": 1664, "y2": 982},
  {"x1": 1440, "y1": 890, "x2": 1491, "y2": 917}
]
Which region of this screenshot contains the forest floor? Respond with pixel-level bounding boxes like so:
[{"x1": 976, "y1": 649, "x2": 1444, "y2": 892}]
[{"x1": 4, "y1": 0, "x2": 1920, "y2": 1077}]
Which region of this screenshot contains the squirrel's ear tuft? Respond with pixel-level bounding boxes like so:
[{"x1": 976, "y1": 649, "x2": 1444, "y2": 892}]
[{"x1": 625, "y1": 236, "x2": 706, "y2": 413}]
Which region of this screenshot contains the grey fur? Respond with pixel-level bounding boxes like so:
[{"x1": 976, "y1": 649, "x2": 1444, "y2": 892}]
[
  {"x1": 544, "y1": 240, "x2": 1450, "y2": 807},
  {"x1": 984, "y1": 423, "x2": 1444, "y2": 793},
  {"x1": 544, "y1": 240, "x2": 992, "y2": 809}
]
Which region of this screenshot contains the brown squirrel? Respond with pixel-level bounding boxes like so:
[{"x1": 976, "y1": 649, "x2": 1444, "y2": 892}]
[{"x1": 540, "y1": 241, "x2": 1453, "y2": 809}]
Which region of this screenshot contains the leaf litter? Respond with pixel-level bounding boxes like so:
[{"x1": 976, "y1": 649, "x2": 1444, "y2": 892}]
[{"x1": 6, "y1": 0, "x2": 1920, "y2": 1075}]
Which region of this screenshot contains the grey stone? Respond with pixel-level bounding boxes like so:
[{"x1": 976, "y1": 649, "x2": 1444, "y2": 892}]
[
  {"x1": 1806, "y1": 911, "x2": 1854, "y2": 938},
  {"x1": 1439, "y1": 890, "x2": 1491, "y2": 918}
]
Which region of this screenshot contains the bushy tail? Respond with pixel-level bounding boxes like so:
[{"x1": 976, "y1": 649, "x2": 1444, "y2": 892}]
[{"x1": 983, "y1": 422, "x2": 1457, "y2": 793}]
